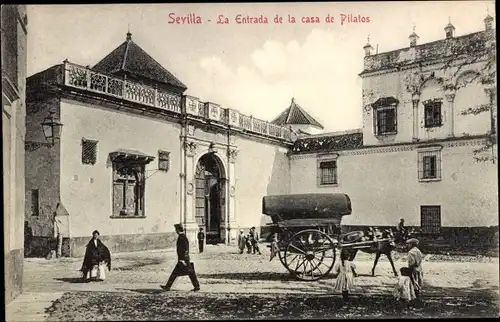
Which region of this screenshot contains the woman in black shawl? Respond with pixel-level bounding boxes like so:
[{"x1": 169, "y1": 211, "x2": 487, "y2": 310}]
[{"x1": 80, "y1": 230, "x2": 111, "y2": 282}]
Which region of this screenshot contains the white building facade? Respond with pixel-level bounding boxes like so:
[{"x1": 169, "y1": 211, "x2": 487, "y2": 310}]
[{"x1": 25, "y1": 17, "x2": 497, "y2": 257}]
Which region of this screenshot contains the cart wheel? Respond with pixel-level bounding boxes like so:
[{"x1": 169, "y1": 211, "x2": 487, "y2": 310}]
[
  {"x1": 277, "y1": 249, "x2": 287, "y2": 267},
  {"x1": 283, "y1": 229, "x2": 336, "y2": 281}
]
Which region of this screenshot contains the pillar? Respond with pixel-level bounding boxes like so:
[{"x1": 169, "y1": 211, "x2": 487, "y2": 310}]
[
  {"x1": 445, "y1": 91, "x2": 455, "y2": 138},
  {"x1": 226, "y1": 147, "x2": 238, "y2": 245},
  {"x1": 183, "y1": 140, "x2": 198, "y2": 248},
  {"x1": 412, "y1": 93, "x2": 420, "y2": 141}
]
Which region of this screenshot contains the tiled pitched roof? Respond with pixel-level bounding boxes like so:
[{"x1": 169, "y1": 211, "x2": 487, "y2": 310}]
[
  {"x1": 92, "y1": 32, "x2": 187, "y2": 91},
  {"x1": 271, "y1": 98, "x2": 324, "y2": 129},
  {"x1": 291, "y1": 131, "x2": 363, "y2": 154}
]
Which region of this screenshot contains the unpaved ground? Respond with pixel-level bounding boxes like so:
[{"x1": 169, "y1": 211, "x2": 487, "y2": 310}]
[{"x1": 10, "y1": 244, "x2": 500, "y2": 320}]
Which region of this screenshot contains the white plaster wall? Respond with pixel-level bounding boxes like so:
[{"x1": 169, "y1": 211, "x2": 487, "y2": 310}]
[
  {"x1": 60, "y1": 98, "x2": 182, "y2": 238},
  {"x1": 362, "y1": 61, "x2": 492, "y2": 146},
  {"x1": 290, "y1": 140, "x2": 498, "y2": 227},
  {"x1": 233, "y1": 136, "x2": 291, "y2": 230}
]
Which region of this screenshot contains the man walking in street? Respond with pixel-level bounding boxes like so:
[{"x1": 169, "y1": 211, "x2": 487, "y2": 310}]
[
  {"x1": 249, "y1": 226, "x2": 262, "y2": 255},
  {"x1": 197, "y1": 227, "x2": 205, "y2": 253},
  {"x1": 161, "y1": 224, "x2": 200, "y2": 292}
]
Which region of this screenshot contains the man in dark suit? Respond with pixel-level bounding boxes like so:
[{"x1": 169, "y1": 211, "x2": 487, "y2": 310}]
[
  {"x1": 161, "y1": 224, "x2": 200, "y2": 291},
  {"x1": 249, "y1": 226, "x2": 262, "y2": 255},
  {"x1": 197, "y1": 228, "x2": 205, "y2": 253}
]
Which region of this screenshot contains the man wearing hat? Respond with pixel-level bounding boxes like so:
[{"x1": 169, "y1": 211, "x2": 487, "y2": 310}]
[
  {"x1": 161, "y1": 224, "x2": 200, "y2": 291},
  {"x1": 237, "y1": 229, "x2": 246, "y2": 254},
  {"x1": 397, "y1": 218, "x2": 408, "y2": 242},
  {"x1": 406, "y1": 238, "x2": 423, "y2": 302},
  {"x1": 248, "y1": 226, "x2": 262, "y2": 255}
]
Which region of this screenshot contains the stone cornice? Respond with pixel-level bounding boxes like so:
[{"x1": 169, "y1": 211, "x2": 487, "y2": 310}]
[
  {"x1": 360, "y1": 55, "x2": 489, "y2": 79},
  {"x1": 290, "y1": 135, "x2": 492, "y2": 159},
  {"x1": 59, "y1": 86, "x2": 291, "y2": 148},
  {"x1": 2, "y1": 73, "x2": 20, "y2": 103}
]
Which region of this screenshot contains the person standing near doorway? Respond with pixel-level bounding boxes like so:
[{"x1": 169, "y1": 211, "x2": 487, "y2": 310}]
[
  {"x1": 197, "y1": 228, "x2": 205, "y2": 253},
  {"x1": 53, "y1": 202, "x2": 69, "y2": 258},
  {"x1": 161, "y1": 224, "x2": 200, "y2": 292}
]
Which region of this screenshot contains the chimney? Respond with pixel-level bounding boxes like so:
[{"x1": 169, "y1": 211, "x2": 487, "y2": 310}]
[
  {"x1": 444, "y1": 17, "x2": 455, "y2": 39},
  {"x1": 484, "y1": 14, "x2": 494, "y2": 31},
  {"x1": 409, "y1": 25, "x2": 419, "y2": 47},
  {"x1": 363, "y1": 35, "x2": 374, "y2": 57}
]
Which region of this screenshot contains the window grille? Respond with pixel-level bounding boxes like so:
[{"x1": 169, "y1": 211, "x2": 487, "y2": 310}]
[
  {"x1": 158, "y1": 150, "x2": 170, "y2": 171},
  {"x1": 31, "y1": 189, "x2": 39, "y2": 216},
  {"x1": 374, "y1": 107, "x2": 397, "y2": 135},
  {"x1": 420, "y1": 205, "x2": 441, "y2": 233},
  {"x1": 318, "y1": 160, "x2": 337, "y2": 185},
  {"x1": 418, "y1": 150, "x2": 441, "y2": 180},
  {"x1": 424, "y1": 100, "x2": 442, "y2": 128},
  {"x1": 81, "y1": 139, "x2": 98, "y2": 165}
]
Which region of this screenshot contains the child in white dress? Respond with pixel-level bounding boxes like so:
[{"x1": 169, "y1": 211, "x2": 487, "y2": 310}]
[
  {"x1": 393, "y1": 267, "x2": 416, "y2": 309},
  {"x1": 332, "y1": 249, "x2": 356, "y2": 301}
]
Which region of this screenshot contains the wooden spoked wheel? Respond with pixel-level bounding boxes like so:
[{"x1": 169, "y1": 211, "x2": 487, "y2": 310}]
[{"x1": 283, "y1": 229, "x2": 336, "y2": 281}]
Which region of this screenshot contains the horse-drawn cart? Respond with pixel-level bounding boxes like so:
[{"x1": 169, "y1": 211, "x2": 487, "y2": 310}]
[{"x1": 263, "y1": 193, "x2": 395, "y2": 281}]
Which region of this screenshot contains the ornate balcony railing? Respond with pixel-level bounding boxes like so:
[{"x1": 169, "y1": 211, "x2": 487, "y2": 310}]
[{"x1": 63, "y1": 61, "x2": 292, "y2": 142}]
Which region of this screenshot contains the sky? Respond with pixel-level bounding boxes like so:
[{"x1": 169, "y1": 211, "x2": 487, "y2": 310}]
[{"x1": 27, "y1": 1, "x2": 495, "y2": 132}]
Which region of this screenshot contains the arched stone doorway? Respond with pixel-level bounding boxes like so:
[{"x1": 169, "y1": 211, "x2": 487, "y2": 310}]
[{"x1": 194, "y1": 153, "x2": 226, "y2": 244}]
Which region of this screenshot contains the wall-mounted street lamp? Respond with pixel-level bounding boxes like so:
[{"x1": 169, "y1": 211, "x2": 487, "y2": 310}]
[
  {"x1": 41, "y1": 110, "x2": 63, "y2": 146},
  {"x1": 25, "y1": 110, "x2": 63, "y2": 152}
]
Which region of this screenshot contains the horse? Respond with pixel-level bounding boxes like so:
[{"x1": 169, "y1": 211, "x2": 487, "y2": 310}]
[{"x1": 339, "y1": 228, "x2": 398, "y2": 277}]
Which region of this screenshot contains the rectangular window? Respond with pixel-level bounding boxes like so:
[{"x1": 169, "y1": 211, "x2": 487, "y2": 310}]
[
  {"x1": 112, "y1": 161, "x2": 145, "y2": 217},
  {"x1": 318, "y1": 160, "x2": 338, "y2": 185},
  {"x1": 31, "y1": 189, "x2": 39, "y2": 216},
  {"x1": 81, "y1": 139, "x2": 98, "y2": 165},
  {"x1": 418, "y1": 149, "x2": 442, "y2": 181},
  {"x1": 424, "y1": 100, "x2": 443, "y2": 128},
  {"x1": 158, "y1": 150, "x2": 170, "y2": 171},
  {"x1": 374, "y1": 107, "x2": 397, "y2": 135},
  {"x1": 420, "y1": 205, "x2": 441, "y2": 234}
]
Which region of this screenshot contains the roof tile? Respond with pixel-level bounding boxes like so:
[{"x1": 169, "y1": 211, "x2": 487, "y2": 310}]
[{"x1": 92, "y1": 34, "x2": 187, "y2": 91}]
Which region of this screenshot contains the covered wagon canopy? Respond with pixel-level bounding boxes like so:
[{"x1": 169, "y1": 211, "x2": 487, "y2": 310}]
[{"x1": 262, "y1": 193, "x2": 352, "y2": 224}]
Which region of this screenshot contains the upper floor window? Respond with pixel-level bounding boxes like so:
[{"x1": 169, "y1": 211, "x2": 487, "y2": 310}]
[
  {"x1": 158, "y1": 150, "x2": 170, "y2": 172},
  {"x1": 82, "y1": 139, "x2": 98, "y2": 165},
  {"x1": 317, "y1": 155, "x2": 339, "y2": 186},
  {"x1": 31, "y1": 189, "x2": 39, "y2": 216},
  {"x1": 109, "y1": 150, "x2": 155, "y2": 218},
  {"x1": 423, "y1": 99, "x2": 443, "y2": 128},
  {"x1": 417, "y1": 146, "x2": 442, "y2": 182},
  {"x1": 371, "y1": 97, "x2": 399, "y2": 136}
]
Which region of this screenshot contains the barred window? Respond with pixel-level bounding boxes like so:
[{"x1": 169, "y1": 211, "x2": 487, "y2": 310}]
[
  {"x1": 82, "y1": 139, "x2": 98, "y2": 165},
  {"x1": 318, "y1": 160, "x2": 338, "y2": 185},
  {"x1": 418, "y1": 149, "x2": 441, "y2": 181},
  {"x1": 31, "y1": 189, "x2": 39, "y2": 216},
  {"x1": 424, "y1": 100, "x2": 442, "y2": 128},
  {"x1": 374, "y1": 107, "x2": 397, "y2": 135},
  {"x1": 421, "y1": 205, "x2": 441, "y2": 234},
  {"x1": 158, "y1": 150, "x2": 170, "y2": 171}
]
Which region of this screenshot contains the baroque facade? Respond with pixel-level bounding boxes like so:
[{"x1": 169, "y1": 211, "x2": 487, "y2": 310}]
[
  {"x1": 2, "y1": 4, "x2": 28, "y2": 304},
  {"x1": 291, "y1": 16, "x2": 497, "y2": 240},
  {"x1": 25, "y1": 16, "x2": 497, "y2": 257},
  {"x1": 25, "y1": 32, "x2": 292, "y2": 257}
]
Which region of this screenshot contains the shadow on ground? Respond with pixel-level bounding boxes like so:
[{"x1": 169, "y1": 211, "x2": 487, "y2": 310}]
[{"x1": 45, "y1": 284, "x2": 499, "y2": 321}]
